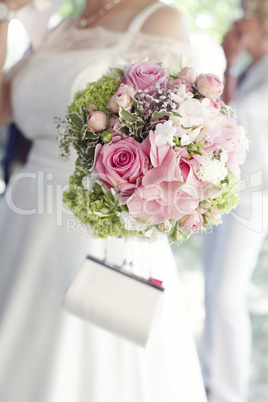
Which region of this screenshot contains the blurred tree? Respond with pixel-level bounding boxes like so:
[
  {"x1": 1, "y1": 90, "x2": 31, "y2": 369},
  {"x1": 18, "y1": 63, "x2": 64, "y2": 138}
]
[
  {"x1": 174, "y1": 0, "x2": 241, "y2": 42},
  {"x1": 56, "y1": 0, "x2": 84, "y2": 18}
]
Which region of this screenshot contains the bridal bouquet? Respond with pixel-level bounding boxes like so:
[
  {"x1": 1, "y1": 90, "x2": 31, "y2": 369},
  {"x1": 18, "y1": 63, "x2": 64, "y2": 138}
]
[{"x1": 58, "y1": 61, "x2": 247, "y2": 244}]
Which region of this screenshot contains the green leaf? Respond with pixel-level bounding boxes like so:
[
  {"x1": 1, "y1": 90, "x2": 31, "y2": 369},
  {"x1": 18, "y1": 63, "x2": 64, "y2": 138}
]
[
  {"x1": 110, "y1": 67, "x2": 124, "y2": 77},
  {"x1": 119, "y1": 107, "x2": 139, "y2": 123},
  {"x1": 67, "y1": 113, "x2": 84, "y2": 130},
  {"x1": 119, "y1": 126, "x2": 130, "y2": 136},
  {"x1": 220, "y1": 105, "x2": 237, "y2": 119},
  {"x1": 132, "y1": 97, "x2": 145, "y2": 117},
  {"x1": 80, "y1": 105, "x2": 88, "y2": 124},
  {"x1": 84, "y1": 130, "x2": 100, "y2": 141},
  {"x1": 59, "y1": 137, "x2": 76, "y2": 149},
  {"x1": 151, "y1": 109, "x2": 181, "y2": 120}
]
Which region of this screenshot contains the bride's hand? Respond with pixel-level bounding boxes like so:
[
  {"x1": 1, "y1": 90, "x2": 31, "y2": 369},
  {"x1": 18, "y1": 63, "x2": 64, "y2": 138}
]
[{"x1": 4, "y1": 0, "x2": 33, "y2": 11}]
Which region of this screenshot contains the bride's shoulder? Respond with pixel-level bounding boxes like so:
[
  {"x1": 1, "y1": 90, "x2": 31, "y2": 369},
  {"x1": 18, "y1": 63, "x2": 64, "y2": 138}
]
[
  {"x1": 37, "y1": 17, "x2": 77, "y2": 51},
  {"x1": 141, "y1": 5, "x2": 190, "y2": 43}
]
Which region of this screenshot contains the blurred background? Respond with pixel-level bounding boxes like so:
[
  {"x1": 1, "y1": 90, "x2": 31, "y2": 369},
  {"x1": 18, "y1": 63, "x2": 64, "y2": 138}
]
[{"x1": 0, "y1": 0, "x2": 267, "y2": 400}]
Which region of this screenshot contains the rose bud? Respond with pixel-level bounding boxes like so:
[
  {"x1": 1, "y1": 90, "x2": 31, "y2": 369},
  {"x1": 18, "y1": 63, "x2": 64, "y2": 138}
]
[
  {"x1": 169, "y1": 79, "x2": 193, "y2": 92},
  {"x1": 177, "y1": 67, "x2": 197, "y2": 84},
  {"x1": 157, "y1": 220, "x2": 173, "y2": 233},
  {"x1": 204, "y1": 206, "x2": 221, "y2": 222},
  {"x1": 87, "y1": 111, "x2": 107, "y2": 132},
  {"x1": 171, "y1": 226, "x2": 183, "y2": 243},
  {"x1": 109, "y1": 92, "x2": 133, "y2": 113},
  {"x1": 101, "y1": 130, "x2": 113, "y2": 143},
  {"x1": 178, "y1": 211, "x2": 203, "y2": 232},
  {"x1": 118, "y1": 83, "x2": 136, "y2": 97},
  {"x1": 86, "y1": 104, "x2": 98, "y2": 113},
  {"x1": 196, "y1": 73, "x2": 224, "y2": 100}
]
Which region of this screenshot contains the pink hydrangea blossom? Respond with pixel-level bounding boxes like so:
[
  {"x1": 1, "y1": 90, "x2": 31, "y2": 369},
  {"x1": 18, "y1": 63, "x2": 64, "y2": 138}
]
[{"x1": 127, "y1": 182, "x2": 200, "y2": 225}]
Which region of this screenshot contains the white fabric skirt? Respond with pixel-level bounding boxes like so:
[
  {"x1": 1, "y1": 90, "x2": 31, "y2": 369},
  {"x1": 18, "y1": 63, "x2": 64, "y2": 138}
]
[{"x1": 0, "y1": 151, "x2": 207, "y2": 402}]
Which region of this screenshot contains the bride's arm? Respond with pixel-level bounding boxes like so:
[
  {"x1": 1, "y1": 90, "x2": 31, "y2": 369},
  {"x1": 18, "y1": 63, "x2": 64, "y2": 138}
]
[
  {"x1": 0, "y1": 20, "x2": 12, "y2": 126},
  {"x1": 0, "y1": 0, "x2": 34, "y2": 127},
  {"x1": 141, "y1": 5, "x2": 190, "y2": 43},
  {"x1": 132, "y1": 5, "x2": 196, "y2": 70}
]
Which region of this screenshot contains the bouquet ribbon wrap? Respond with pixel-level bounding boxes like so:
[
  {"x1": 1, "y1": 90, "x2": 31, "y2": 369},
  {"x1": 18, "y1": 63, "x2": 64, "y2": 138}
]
[{"x1": 62, "y1": 255, "x2": 164, "y2": 347}]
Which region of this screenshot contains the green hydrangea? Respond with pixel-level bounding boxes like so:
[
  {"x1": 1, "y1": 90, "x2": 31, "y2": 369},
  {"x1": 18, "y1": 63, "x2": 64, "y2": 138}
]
[
  {"x1": 68, "y1": 74, "x2": 121, "y2": 115},
  {"x1": 63, "y1": 169, "x2": 157, "y2": 240},
  {"x1": 63, "y1": 169, "x2": 124, "y2": 238},
  {"x1": 211, "y1": 173, "x2": 240, "y2": 214}
]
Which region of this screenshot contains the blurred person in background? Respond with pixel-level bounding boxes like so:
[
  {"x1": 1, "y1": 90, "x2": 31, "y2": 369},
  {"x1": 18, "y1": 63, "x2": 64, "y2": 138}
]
[
  {"x1": 200, "y1": 0, "x2": 268, "y2": 401},
  {"x1": 0, "y1": 1, "x2": 208, "y2": 402}
]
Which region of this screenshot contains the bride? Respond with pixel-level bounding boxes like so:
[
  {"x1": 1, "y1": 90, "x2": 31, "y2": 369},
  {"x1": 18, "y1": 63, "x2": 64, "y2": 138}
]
[{"x1": 0, "y1": 0, "x2": 207, "y2": 401}]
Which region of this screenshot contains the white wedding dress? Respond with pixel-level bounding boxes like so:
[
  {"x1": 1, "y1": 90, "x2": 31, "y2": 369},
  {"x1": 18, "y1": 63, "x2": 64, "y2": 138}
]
[{"x1": 0, "y1": 3, "x2": 207, "y2": 402}]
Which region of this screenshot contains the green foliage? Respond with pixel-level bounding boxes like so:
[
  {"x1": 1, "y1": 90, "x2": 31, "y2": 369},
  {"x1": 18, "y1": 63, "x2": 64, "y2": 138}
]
[
  {"x1": 63, "y1": 169, "x2": 123, "y2": 238},
  {"x1": 56, "y1": 0, "x2": 85, "y2": 18},
  {"x1": 118, "y1": 107, "x2": 145, "y2": 140},
  {"x1": 58, "y1": 74, "x2": 121, "y2": 172},
  {"x1": 68, "y1": 74, "x2": 120, "y2": 115},
  {"x1": 211, "y1": 172, "x2": 240, "y2": 214}
]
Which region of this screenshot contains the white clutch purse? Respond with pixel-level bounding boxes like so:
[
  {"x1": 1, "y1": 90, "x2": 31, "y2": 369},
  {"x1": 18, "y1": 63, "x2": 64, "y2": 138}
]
[{"x1": 62, "y1": 255, "x2": 164, "y2": 347}]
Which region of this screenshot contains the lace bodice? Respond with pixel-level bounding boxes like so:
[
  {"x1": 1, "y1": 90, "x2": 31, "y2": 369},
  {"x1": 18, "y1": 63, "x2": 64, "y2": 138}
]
[{"x1": 11, "y1": 3, "x2": 198, "y2": 142}]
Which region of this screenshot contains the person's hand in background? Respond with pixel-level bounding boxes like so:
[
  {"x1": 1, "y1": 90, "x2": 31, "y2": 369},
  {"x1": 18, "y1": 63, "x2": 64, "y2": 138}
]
[{"x1": 222, "y1": 21, "x2": 245, "y2": 68}]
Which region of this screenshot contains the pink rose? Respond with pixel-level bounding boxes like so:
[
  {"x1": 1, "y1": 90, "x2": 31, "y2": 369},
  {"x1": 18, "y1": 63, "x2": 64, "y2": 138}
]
[
  {"x1": 127, "y1": 182, "x2": 199, "y2": 224},
  {"x1": 197, "y1": 74, "x2": 224, "y2": 100},
  {"x1": 177, "y1": 67, "x2": 197, "y2": 84},
  {"x1": 178, "y1": 209, "x2": 203, "y2": 232},
  {"x1": 169, "y1": 79, "x2": 193, "y2": 93},
  {"x1": 108, "y1": 116, "x2": 123, "y2": 137},
  {"x1": 94, "y1": 137, "x2": 150, "y2": 202},
  {"x1": 204, "y1": 206, "x2": 221, "y2": 222},
  {"x1": 207, "y1": 99, "x2": 220, "y2": 115},
  {"x1": 108, "y1": 84, "x2": 135, "y2": 113},
  {"x1": 122, "y1": 61, "x2": 169, "y2": 90},
  {"x1": 87, "y1": 111, "x2": 107, "y2": 132},
  {"x1": 118, "y1": 83, "x2": 136, "y2": 97}
]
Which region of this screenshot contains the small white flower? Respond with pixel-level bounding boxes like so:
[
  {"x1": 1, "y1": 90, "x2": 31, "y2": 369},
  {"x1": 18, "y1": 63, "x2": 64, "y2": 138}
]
[
  {"x1": 177, "y1": 98, "x2": 210, "y2": 128},
  {"x1": 196, "y1": 158, "x2": 228, "y2": 185},
  {"x1": 169, "y1": 115, "x2": 181, "y2": 127},
  {"x1": 144, "y1": 227, "x2": 164, "y2": 242},
  {"x1": 186, "y1": 125, "x2": 204, "y2": 143},
  {"x1": 170, "y1": 85, "x2": 194, "y2": 104},
  {"x1": 58, "y1": 122, "x2": 70, "y2": 137},
  {"x1": 119, "y1": 211, "x2": 148, "y2": 231},
  {"x1": 155, "y1": 120, "x2": 177, "y2": 147},
  {"x1": 180, "y1": 134, "x2": 191, "y2": 146},
  {"x1": 219, "y1": 149, "x2": 228, "y2": 163}
]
